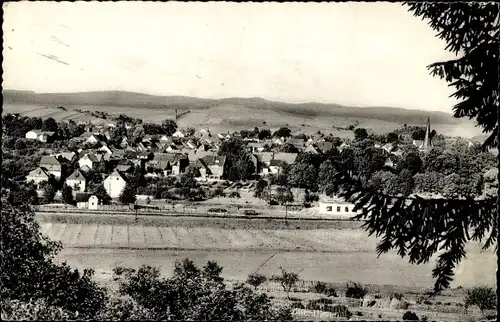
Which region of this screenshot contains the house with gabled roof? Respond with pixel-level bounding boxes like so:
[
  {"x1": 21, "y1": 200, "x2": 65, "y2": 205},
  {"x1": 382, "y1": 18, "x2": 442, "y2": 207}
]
[
  {"x1": 172, "y1": 130, "x2": 186, "y2": 138},
  {"x1": 78, "y1": 153, "x2": 102, "y2": 170},
  {"x1": 25, "y1": 130, "x2": 55, "y2": 143},
  {"x1": 76, "y1": 193, "x2": 100, "y2": 210},
  {"x1": 273, "y1": 152, "x2": 298, "y2": 165},
  {"x1": 26, "y1": 167, "x2": 51, "y2": 189},
  {"x1": 147, "y1": 153, "x2": 189, "y2": 176},
  {"x1": 315, "y1": 142, "x2": 334, "y2": 153},
  {"x1": 268, "y1": 159, "x2": 288, "y2": 175},
  {"x1": 40, "y1": 155, "x2": 63, "y2": 178},
  {"x1": 103, "y1": 169, "x2": 128, "y2": 198},
  {"x1": 65, "y1": 169, "x2": 87, "y2": 192},
  {"x1": 195, "y1": 155, "x2": 227, "y2": 181},
  {"x1": 304, "y1": 144, "x2": 320, "y2": 154}
]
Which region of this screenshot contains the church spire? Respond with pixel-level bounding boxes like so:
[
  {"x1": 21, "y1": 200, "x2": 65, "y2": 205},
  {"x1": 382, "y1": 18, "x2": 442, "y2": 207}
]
[{"x1": 421, "y1": 117, "x2": 433, "y2": 151}]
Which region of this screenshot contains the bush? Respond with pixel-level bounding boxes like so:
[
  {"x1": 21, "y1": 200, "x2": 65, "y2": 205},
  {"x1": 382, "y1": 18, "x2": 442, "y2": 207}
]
[
  {"x1": 396, "y1": 300, "x2": 410, "y2": 310},
  {"x1": 326, "y1": 304, "x2": 352, "y2": 319},
  {"x1": 345, "y1": 282, "x2": 368, "y2": 299},
  {"x1": 402, "y1": 311, "x2": 419, "y2": 321},
  {"x1": 208, "y1": 208, "x2": 228, "y2": 213},
  {"x1": 312, "y1": 281, "x2": 327, "y2": 294},
  {"x1": 291, "y1": 302, "x2": 305, "y2": 309},
  {"x1": 246, "y1": 273, "x2": 266, "y2": 290},
  {"x1": 464, "y1": 286, "x2": 497, "y2": 313},
  {"x1": 392, "y1": 292, "x2": 404, "y2": 301}
]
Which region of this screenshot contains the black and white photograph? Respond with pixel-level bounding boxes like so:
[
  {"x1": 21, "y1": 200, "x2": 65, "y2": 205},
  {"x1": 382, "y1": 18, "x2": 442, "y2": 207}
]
[{"x1": 1, "y1": 2, "x2": 498, "y2": 321}]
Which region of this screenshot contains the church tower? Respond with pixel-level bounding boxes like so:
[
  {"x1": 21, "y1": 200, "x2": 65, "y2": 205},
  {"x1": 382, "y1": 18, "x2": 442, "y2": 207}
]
[{"x1": 420, "y1": 117, "x2": 433, "y2": 152}]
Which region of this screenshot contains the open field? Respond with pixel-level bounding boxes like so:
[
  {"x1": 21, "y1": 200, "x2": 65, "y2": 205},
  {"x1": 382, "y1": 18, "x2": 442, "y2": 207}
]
[
  {"x1": 35, "y1": 212, "x2": 360, "y2": 230},
  {"x1": 37, "y1": 213, "x2": 496, "y2": 289},
  {"x1": 3, "y1": 101, "x2": 483, "y2": 137}
]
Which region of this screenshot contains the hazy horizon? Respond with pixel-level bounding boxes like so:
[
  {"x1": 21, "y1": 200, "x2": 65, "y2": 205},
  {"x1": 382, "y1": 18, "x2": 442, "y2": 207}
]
[{"x1": 4, "y1": 2, "x2": 459, "y2": 112}]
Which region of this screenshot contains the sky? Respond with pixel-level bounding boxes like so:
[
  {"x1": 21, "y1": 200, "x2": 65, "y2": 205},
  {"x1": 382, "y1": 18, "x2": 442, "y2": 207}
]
[{"x1": 3, "y1": 1, "x2": 459, "y2": 112}]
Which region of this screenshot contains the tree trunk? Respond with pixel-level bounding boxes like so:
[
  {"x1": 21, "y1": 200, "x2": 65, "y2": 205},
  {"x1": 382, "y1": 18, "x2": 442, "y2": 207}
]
[{"x1": 497, "y1": 98, "x2": 500, "y2": 313}]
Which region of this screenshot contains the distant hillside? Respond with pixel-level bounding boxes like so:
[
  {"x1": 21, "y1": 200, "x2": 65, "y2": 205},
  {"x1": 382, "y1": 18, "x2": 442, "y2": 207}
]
[{"x1": 3, "y1": 89, "x2": 461, "y2": 125}]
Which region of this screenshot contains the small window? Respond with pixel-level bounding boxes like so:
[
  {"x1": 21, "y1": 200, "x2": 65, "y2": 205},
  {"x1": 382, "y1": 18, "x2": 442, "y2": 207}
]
[
  {"x1": 326, "y1": 206, "x2": 332, "y2": 212},
  {"x1": 337, "y1": 206, "x2": 341, "y2": 212},
  {"x1": 117, "y1": 178, "x2": 119, "y2": 180},
  {"x1": 345, "y1": 206, "x2": 349, "y2": 212}
]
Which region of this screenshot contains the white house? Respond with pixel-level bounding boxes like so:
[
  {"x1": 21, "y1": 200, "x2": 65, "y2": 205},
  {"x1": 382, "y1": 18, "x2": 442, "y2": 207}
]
[
  {"x1": 26, "y1": 167, "x2": 51, "y2": 189},
  {"x1": 318, "y1": 196, "x2": 358, "y2": 219},
  {"x1": 39, "y1": 155, "x2": 62, "y2": 179},
  {"x1": 76, "y1": 194, "x2": 100, "y2": 210},
  {"x1": 25, "y1": 130, "x2": 55, "y2": 143},
  {"x1": 65, "y1": 169, "x2": 87, "y2": 193},
  {"x1": 78, "y1": 153, "x2": 102, "y2": 170},
  {"x1": 172, "y1": 130, "x2": 185, "y2": 138},
  {"x1": 103, "y1": 169, "x2": 128, "y2": 198}
]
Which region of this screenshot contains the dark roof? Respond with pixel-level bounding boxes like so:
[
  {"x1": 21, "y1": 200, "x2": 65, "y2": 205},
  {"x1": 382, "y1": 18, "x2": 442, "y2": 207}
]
[
  {"x1": 200, "y1": 155, "x2": 226, "y2": 167},
  {"x1": 153, "y1": 153, "x2": 187, "y2": 162},
  {"x1": 66, "y1": 169, "x2": 87, "y2": 181},
  {"x1": 40, "y1": 155, "x2": 62, "y2": 166},
  {"x1": 75, "y1": 193, "x2": 92, "y2": 203},
  {"x1": 269, "y1": 159, "x2": 288, "y2": 167},
  {"x1": 315, "y1": 142, "x2": 334, "y2": 152}
]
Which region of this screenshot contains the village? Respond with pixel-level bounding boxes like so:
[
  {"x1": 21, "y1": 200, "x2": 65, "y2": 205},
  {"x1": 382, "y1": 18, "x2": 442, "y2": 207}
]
[{"x1": 20, "y1": 113, "x2": 455, "y2": 219}]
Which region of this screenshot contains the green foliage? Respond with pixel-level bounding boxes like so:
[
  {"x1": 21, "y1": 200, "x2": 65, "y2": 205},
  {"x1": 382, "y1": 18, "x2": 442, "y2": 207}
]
[
  {"x1": 97, "y1": 295, "x2": 154, "y2": 321},
  {"x1": 273, "y1": 127, "x2": 292, "y2": 138},
  {"x1": 464, "y1": 286, "x2": 497, "y2": 313},
  {"x1": 345, "y1": 282, "x2": 368, "y2": 299},
  {"x1": 402, "y1": 311, "x2": 419, "y2": 321},
  {"x1": 406, "y1": 3, "x2": 499, "y2": 147},
  {"x1": 258, "y1": 129, "x2": 272, "y2": 140},
  {"x1": 41, "y1": 118, "x2": 58, "y2": 132},
  {"x1": 279, "y1": 143, "x2": 299, "y2": 153},
  {"x1": 61, "y1": 184, "x2": 74, "y2": 205},
  {"x1": 311, "y1": 281, "x2": 338, "y2": 297},
  {"x1": 161, "y1": 119, "x2": 178, "y2": 136},
  {"x1": 87, "y1": 183, "x2": 111, "y2": 205},
  {"x1": 119, "y1": 183, "x2": 137, "y2": 205},
  {"x1": 14, "y1": 139, "x2": 27, "y2": 150},
  {"x1": 354, "y1": 128, "x2": 368, "y2": 141},
  {"x1": 288, "y1": 162, "x2": 317, "y2": 190},
  {"x1": 387, "y1": 132, "x2": 399, "y2": 143},
  {"x1": 333, "y1": 2, "x2": 500, "y2": 293},
  {"x1": 117, "y1": 259, "x2": 292, "y2": 321},
  {"x1": 1, "y1": 299, "x2": 73, "y2": 321},
  {"x1": 246, "y1": 273, "x2": 267, "y2": 290},
  {"x1": 275, "y1": 186, "x2": 294, "y2": 205},
  {"x1": 1, "y1": 197, "x2": 107, "y2": 319},
  {"x1": 254, "y1": 179, "x2": 269, "y2": 198},
  {"x1": 42, "y1": 181, "x2": 57, "y2": 204},
  {"x1": 271, "y1": 267, "x2": 299, "y2": 300}
]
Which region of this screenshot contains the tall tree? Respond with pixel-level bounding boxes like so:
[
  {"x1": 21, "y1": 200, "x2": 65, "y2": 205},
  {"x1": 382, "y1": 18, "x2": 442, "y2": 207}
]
[
  {"x1": 119, "y1": 184, "x2": 137, "y2": 205},
  {"x1": 41, "y1": 118, "x2": 58, "y2": 132},
  {"x1": 161, "y1": 119, "x2": 178, "y2": 136},
  {"x1": 61, "y1": 184, "x2": 74, "y2": 205},
  {"x1": 331, "y1": 3, "x2": 500, "y2": 292}
]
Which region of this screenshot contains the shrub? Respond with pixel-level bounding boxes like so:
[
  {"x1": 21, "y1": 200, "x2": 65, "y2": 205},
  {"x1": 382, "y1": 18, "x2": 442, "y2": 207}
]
[
  {"x1": 392, "y1": 292, "x2": 404, "y2": 301},
  {"x1": 464, "y1": 286, "x2": 497, "y2": 313},
  {"x1": 396, "y1": 300, "x2": 410, "y2": 310},
  {"x1": 345, "y1": 282, "x2": 368, "y2": 299},
  {"x1": 327, "y1": 304, "x2": 352, "y2": 319},
  {"x1": 402, "y1": 311, "x2": 419, "y2": 321},
  {"x1": 246, "y1": 273, "x2": 267, "y2": 290},
  {"x1": 291, "y1": 302, "x2": 305, "y2": 309},
  {"x1": 312, "y1": 281, "x2": 327, "y2": 294},
  {"x1": 271, "y1": 267, "x2": 300, "y2": 300},
  {"x1": 208, "y1": 208, "x2": 228, "y2": 213}
]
